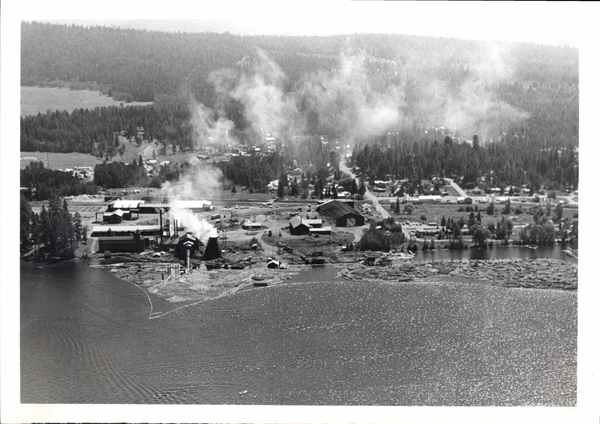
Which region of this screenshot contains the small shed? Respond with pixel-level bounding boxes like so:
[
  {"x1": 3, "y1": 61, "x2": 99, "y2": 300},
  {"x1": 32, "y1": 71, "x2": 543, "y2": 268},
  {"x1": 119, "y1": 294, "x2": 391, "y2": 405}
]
[
  {"x1": 103, "y1": 209, "x2": 132, "y2": 223},
  {"x1": 242, "y1": 221, "x2": 262, "y2": 230}
]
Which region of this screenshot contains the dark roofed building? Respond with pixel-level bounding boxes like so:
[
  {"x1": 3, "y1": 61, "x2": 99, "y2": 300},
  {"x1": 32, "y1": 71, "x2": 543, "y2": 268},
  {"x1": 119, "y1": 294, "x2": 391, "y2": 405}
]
[
  {"x1": 289, "y1": 216, "x2": 324, "y2": 235},
  {"x1": 289, "y1": 215, "x2": 310, "y2": 235},
  {"x1": 97, "y1": 233, "x2": 146, "y2": 253},
  {"x1": 103, "y1": 209, "x2": 124, "y2": 224},
  {"x1": 316, "y1": 200, "x2": 365, "y2": 227},
  {"x1": 176, "y1": 233, "x2": 202, "y2": 260}
]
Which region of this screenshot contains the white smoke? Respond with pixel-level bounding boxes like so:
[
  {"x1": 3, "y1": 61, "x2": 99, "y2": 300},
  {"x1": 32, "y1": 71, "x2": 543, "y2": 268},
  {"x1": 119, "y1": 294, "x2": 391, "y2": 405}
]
[
  {"x1": 159, "y1": 165, "x2": 222, "y2": 242},
  {"x1": 189, "y1": 100, "x2": 237, "y2": 150},
  {"x1": 442, "y1": 79, "x2": 530, "y2": 141}
]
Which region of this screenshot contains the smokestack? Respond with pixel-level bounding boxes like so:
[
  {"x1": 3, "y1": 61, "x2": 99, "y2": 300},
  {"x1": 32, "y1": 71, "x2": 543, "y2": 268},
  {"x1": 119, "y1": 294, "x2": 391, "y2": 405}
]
[
  {"x1": 204, "y1": 237, "x2": 222, "y2": 260},
  {"x1": 159, "y1": 210, "x2": 163, "y2": 244}
]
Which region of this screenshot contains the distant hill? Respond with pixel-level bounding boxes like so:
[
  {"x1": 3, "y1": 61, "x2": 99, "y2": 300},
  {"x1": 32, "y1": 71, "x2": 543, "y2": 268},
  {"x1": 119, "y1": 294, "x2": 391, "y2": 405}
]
[
  {"x1": 21, "y1": 21, "x2": 577, "y2": 103},
  {"x1": 21, "y1": 22, "x2": 578, "y2": 158}
]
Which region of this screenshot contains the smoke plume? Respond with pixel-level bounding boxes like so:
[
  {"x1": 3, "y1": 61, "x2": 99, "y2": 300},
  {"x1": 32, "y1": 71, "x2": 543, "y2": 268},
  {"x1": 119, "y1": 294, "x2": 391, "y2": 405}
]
[{"x1": 159, "y1": 165, "x2": 222, "y2": 241}]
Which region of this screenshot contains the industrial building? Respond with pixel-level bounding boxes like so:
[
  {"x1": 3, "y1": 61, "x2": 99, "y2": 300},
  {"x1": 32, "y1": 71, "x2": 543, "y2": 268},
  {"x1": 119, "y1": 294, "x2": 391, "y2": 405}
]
[
  {"x1": 173, "y1": 200, "x2": 212, "y2": 212},
  {"x1": 91, "y1": 225, "x2": 161, "y2": 237},
  {"x1": 107, "y1": 200, "x2": 143, "y2": 211},
  {"x1": 316, "y1": 200, "x2": 365, "y2": 227},
  {"x1": 97, "y1": 233, "x2": 146, "y2": 253}
]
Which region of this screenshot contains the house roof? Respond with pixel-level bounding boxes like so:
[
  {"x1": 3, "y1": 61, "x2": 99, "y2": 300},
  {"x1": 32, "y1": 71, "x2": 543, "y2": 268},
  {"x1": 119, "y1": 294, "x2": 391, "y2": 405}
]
[
  {"x1": 243, "y1": 221, "x2": 262, "y2": 227},
  {"x1": 174, "y1": 200, "x2": 212, "y2": 209},
  {"x1": 304, "y1": 219, "x2": 323, "y2": 227},
  {"x1": 91, "y1": 225, "x2": 160, "y2": 236},
  {"x1": 289, "y1": 216, "x2": 322, "y2": 229},
  {"x1": 309, "y1": 226, "x2": 332, "y2": 233},
  {"x1": 110, "y1": 200, "x2": 142, "y2": 209},
  {"x1": 97, "y1": 235, "x2": 136, "y2": 241},
  {"x1": 178, "y1": 233, "x2": 200, "y2": 245},
  {"x1": 289, "y1": 215, "x2": 304, "y2": 228}
]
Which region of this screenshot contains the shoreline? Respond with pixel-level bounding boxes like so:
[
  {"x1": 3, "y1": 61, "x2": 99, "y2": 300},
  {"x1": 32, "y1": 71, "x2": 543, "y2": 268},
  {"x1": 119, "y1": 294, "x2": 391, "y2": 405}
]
[{"x1": 86, "y1": 256, "x2": 577, "y2": 308}]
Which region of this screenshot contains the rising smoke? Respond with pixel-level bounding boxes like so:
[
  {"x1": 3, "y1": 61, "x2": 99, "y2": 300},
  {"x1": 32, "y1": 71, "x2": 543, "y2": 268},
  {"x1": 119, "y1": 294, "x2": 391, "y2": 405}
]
[
  {"x1": 159, "y1": 163, "x2": 221, "y2": 241},
  {"x1": 194, "y1": 43, "x2": 528, "y2": 148},
  {"x1": 162, "y1": 40, "x2": 530, "y2": 239}
]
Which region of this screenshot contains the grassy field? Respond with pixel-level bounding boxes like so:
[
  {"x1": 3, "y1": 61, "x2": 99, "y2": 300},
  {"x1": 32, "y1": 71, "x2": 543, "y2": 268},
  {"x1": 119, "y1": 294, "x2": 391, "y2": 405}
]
[
  {"x1": 20, "y1": 86, "x2": 152, "y2": 117},
  {"x1": 20, "y1": 151, "x2": 104, "y2": 170},
  {"x1": 20, "y1": 138, "x2": 202, "y2": 170},
  {"x1": 385, "y1": 200, "x2": 577, "y2": 229}
]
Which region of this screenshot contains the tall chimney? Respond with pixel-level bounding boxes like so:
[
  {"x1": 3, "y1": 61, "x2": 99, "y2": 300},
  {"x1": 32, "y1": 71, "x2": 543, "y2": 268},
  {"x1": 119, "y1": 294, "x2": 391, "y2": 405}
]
[{"x1": 159, "y1": 210, "x2": 163, "y2": 244}]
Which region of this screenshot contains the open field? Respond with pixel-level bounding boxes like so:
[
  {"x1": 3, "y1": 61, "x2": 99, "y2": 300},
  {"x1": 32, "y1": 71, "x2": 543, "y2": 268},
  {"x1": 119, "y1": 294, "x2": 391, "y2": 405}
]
[
  {"x1": 20, "y1": 86, "x2": 153, "y2": 117},
  {"x1": 374, "y1": 198, "x2": 577, "y2": 229},
  {"x1": 20, "y1": 151, "x2": 104, "y2": 170},
  {"x1": 21, "y1": 139, "x2": 207, "y2": 170},
  {"x1": 21, "y1": 141, "x2": 196, "y2": 170}
]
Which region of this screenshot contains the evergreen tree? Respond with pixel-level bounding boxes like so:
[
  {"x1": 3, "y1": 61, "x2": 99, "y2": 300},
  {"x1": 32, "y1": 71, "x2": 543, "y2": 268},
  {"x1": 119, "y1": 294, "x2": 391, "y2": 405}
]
[
  {"x1": 20, "y1": 194, "x2": 33, "y2": 252},
  {"x1": 73, "y1": 212, "x2": 83, "y2": 245}
]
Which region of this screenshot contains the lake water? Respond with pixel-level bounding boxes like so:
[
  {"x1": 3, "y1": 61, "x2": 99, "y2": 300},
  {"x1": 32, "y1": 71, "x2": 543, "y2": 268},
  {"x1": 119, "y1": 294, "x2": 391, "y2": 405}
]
[{"x1": 21, "y1": 251, "x2": 577, "y2": 406}]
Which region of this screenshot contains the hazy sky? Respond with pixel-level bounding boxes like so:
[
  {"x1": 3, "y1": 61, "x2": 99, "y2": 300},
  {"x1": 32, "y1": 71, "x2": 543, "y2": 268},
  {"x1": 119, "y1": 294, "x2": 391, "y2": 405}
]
[{"x1": 12, "y1": 0, "x2": 586, "y2": 48}]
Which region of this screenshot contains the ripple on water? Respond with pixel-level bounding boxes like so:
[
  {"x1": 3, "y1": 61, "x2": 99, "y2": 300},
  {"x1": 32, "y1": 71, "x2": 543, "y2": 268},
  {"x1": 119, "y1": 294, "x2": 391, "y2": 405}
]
[{"x1": 20, "y1": 262, "x2": 577, "y2": 405}]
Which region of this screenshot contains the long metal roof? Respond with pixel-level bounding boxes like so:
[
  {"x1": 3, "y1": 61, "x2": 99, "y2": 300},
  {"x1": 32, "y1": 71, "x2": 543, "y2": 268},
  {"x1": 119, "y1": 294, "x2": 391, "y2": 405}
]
[{"x1": 316, "y1": 200, "x2": 363, "y2": 220}]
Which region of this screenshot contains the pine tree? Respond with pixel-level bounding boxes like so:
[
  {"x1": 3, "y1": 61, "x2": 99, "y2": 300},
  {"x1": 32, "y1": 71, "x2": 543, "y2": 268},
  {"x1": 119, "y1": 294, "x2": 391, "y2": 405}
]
[
  {"x1": 20, "y1": 194, "x2": 33, "y2": 252},
  {"x1": 73, "y1": 212, "x2": 83, "y2": 245}
]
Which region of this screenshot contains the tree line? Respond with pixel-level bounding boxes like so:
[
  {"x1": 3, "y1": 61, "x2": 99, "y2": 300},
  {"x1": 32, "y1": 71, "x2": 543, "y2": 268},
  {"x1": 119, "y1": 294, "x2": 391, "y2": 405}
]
[
  {"x1": 22, "y1": 22, "x2": 577, "y2": 153},
  {"x1": 20, "y1": 161, "x2": 98, "y2": 201},
  {"x1": 20, "y1": 194, "x2": 86, "y2": 258},
  {"x1": 93, "y1": 159, "x2": 148, "y2": 189},
  {"x1": 351, "y1": 133, "x2": 578, "y2": 193},
  {"x1": 21, "y1": 100, "x2": 195, "y2": 155}
]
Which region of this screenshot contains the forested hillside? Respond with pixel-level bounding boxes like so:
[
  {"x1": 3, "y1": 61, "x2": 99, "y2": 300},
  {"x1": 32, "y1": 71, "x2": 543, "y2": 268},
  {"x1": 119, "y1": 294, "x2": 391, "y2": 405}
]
[{"x1": 21, "y1": 22, "x2": 578, "y2": 192}]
